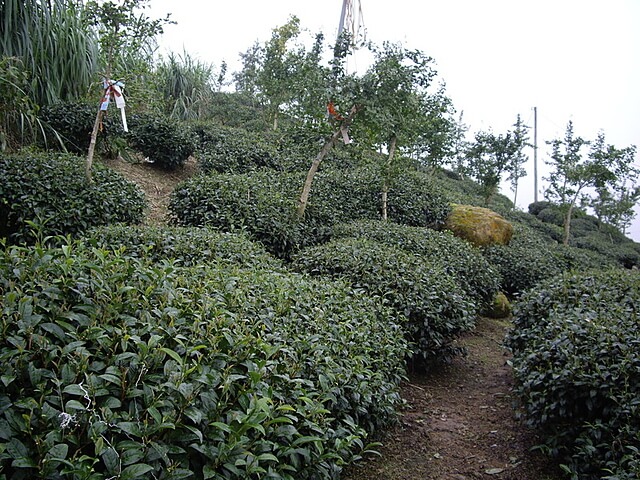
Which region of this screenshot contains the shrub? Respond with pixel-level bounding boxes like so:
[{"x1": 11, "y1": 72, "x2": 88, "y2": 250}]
[
  {"x1": 482, "y1": 227, "x2": 562, "y2": 296},
  {"x1": 385, "y1": 170, "x2": 451, "y2": 228},
  {"x1": 331, "y1": 220, "x2": 500, "y2": 309},
  {"x1": 291, "y1": 237, "x2": 476, "y2": 365},
  {"x1": 192, "y1": 123, "x2": 282, "y2": 174},
  {"x1": 0, "y1": 240, "x2": 408, "y2": 479},
  {"x1": 85, "y1": 225, "x2": 282, "y2": 270},
  {"x1": 0, "y1": 151, "x2": 146, "y2": 244},
  {"x1": 126, "y1": 114, "x2": 196, "y2": 170},
  {"x1": 527, "y1": 201, "x2": 552, "y2": 216},
  {"x1": 572, "y1": 233, "x2": 640, "y2": 269},
  {"x1": 535, "y1": 206, "x2": 565, "y2": 226},
  {"x1": 169, "y1": 167, "x2": 451, "y2": 259},
  {"x1": 40, "y1": 102, "x2": 123, "y2": 156},
  {"x1": 506, "y1": 269, "x2": 640, "y2": 479},
  {"x1": 169, "y1": 171, "x2": 305, "y2": 258}
]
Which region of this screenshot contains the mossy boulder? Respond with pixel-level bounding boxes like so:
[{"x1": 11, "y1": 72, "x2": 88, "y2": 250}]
[
  {"x1": 484, "y1": 291, "x2": 512, "y2": 318},
  {"x1": 444, "y1": 204, "x2": 513, "y2": 247}
]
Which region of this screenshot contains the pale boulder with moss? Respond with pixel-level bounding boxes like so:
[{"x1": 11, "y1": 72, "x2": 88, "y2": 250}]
[
  {"x1": 484, "y1": 291, "x2": 512, "y2": 318},
  {"x1": 444, "y1": 204, "x2": 513, "y2": 247}
]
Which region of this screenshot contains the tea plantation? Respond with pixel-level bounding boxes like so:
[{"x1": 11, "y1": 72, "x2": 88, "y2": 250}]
[{"x1": 1, "y1": 129, "x2": 639, "y2": 479}]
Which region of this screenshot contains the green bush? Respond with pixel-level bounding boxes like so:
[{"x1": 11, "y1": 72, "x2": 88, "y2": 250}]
[
  {"x1": 572, "y1": 233, "x2": 640, "y2": 269},
  {"x1": 0, "y1": 240, "x2": 408, "y2": 479},
  {"x1": 331, "y1": 220, "x2": 500, "y2": 309},
  {"x1": 506, "y1": 269, "x2": 640, "y2": 479},
  {"x1": 193, "y1": 123, "x2": 282, "y2": 174},
  {"x1": 291, "y1": 237, "x2": 476, "y2": 365},
  {"x1": 0, "y1": 151, "x2": 146, "y2": 244},
  {"x1": 169, "y1": 171, "x2": 306, "y2": 258},
  {"x1": 169, "y1": 167, "x2": 451, "y2": 259},
  {"x1": 126, "y1": 114, "x2": 196, "y2": 170},
  {"x1": 40, "y1": 102, "x2": 122, "y2": 156},
  {"x1": 527, "y1": 201, "x2": 552, "y2": 216},
  {"x1": 482, "y1": 228, "x2": 562, "y2": 296},
  {"x1": 385, "y1": 170, "x2": 451, "y2": 228},
  {"x1": 85, "y1": 225, "x2": 282, "y2": 270}
]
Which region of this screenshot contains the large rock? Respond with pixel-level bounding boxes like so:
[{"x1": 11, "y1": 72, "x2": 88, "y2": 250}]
[
  {"x1": 444, "y1": 204, "x2": 513, "y2": 247},
  {"x1": 484, "y1": 291, "x2": 512, "y2": 319}
]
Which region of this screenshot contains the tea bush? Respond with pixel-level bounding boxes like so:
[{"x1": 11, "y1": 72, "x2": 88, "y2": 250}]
[
  {"x1": 482, "y1": 229, "x2": 561, "y2": 296},
  {"x1": 291, "y1": 237, "x2": 475, "y2": 365},
  {"x1": 85, "y1": 225, "x2": 282, "y2": 270},
  {"x1": 506, "y1": 269, "x2": 640, "y2": 479},
  {"x1": 169, "y1": 171, "x2": 306, "y2": 258},
  {"x1": 0, "y1": 151, "x2": 146, "y2": 244},
  {"x1": 169, "y1": 167, "x2": 451, "y2": 259},
  {"x1": 331, "y1": 220, "x2": 500, "y2": 310},
  {"x1": 192, "y1": 123, "x2": 282, "y2": 174},
  {"x1": 0, "y1": 240, "x2": 408, "y2": 479},
  {"x1": 40, "y1": 102, "x2": 122, "y2": 155},
  {"x1": 573, "y1": 233, "x2": 640, "y2": 269},
  {"x1": 126, "y1": 114, "x2": 196, "y2": 170}
]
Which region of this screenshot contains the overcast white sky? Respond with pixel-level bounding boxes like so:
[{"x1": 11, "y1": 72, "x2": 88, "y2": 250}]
[{"x1": 149, "y1": 0, "x2": 640, "y2": 241}]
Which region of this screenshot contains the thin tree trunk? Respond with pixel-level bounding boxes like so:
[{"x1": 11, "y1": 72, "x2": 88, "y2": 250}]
[
  {"x1": 297, "y1": 134, "x2": 338, "y2": 219},
  {"x1": 563, "y1": 203, "x2": 574, "y2": 245},
  {"x1": 85, "y1": 108, "x2": 104, "y2": 182},
  {"x1": 297, "y1": 105, "x2": 359, "y2": 219},
  {"x1": 382, "y1": 136, "x2": 398, "y2": 221}
]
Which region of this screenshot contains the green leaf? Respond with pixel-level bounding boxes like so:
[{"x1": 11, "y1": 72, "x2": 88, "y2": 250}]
[
  {"x1": 62, "y1": 384, "x2": 88, "y2": 396},
  {"x1": 120, "y1": 463, "x2": 154, "y2": 479},
  {"x1": 160, "y1": 347, "x2": 183, "y2": 365}
]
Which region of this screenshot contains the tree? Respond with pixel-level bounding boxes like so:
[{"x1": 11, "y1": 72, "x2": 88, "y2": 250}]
[
  {"x1": 296, "y1": 32, "x2": 361, "y2": 219},
  {"x1": 465, "y1": 130, "x2": 519, "y2": 205},
  {"x1": 588, "y1": 132, "x2": 639, "y2": 234},
  {"x1": 234, "y1": 16, "x2": 325, "y2": 131},
  {"x1": 506, "y1": 114, "x2": 530, "y2": 206},
  {"x1": 357, "y1": 42, "x2": 443, "y2": 220},
  {"x1": 544, "y1": 122, "x2": 624, "y2": 245},
  {"x1": 83, "y1": 0, "x2": 171, "y2": 180}
]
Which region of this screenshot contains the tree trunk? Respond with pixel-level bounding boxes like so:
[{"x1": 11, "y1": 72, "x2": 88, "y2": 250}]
[
  {"x1": 85, "y1": 108, "x2": 104, "y2": 182},
  {"x1": 297, "y1": 134, "x2": 338, "y2": 218},
  {"x1": 382, "y1": 136, "x2": 398, "y2": 221},
  {"x1": 563, "y1": 203, "x2": 574, "y2": 245},
  {"x1": 297, "y1": 106, "x2": 359, "y2": 219}
]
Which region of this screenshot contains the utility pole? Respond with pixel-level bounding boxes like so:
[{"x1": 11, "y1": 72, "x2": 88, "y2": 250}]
[
  {"x1": 533, "y1": 106, "x2": 538, "y2": 203},
  {"x1": 337, "y1": 0, "x2": 349, "y2": 40}
]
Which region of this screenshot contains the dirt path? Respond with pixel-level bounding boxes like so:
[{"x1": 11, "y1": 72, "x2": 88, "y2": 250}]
[{"x1": 343, "y1": 317, "x2": 562, "y2": 480}]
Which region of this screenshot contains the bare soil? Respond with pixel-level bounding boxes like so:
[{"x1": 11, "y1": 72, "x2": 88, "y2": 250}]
[
  {"x1": 105, "y1": 157, "x2": 563, "y2": 480},
  {"x1": 102, "y1": 155, "x2": 199, "y2": 226},
  {"x1": 342, "y1": 317, "x2": 562, "y2": 480}
]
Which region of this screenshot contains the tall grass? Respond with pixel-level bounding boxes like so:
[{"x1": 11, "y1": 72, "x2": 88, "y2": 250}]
[
  {"x1": 0, "y1": 0, "x2": 98, "y2": 106},
  {"x1": 155, "y1": 50, "x2": 216, "y2": 120}
]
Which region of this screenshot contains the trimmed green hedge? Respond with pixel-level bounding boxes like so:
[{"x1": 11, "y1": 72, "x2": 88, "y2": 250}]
[
  {"x1": 482, "y1": 224, "x2": 615, "y2": 296},
  {"x1": 291, "y1": 237, "x2": 476, "y2": 365},
  {"x1": 506, "y1": 270, "x2": 640, "y2": 479},
  {"x1": 85, "y1": 225, "x2": 281, "y2": 270},
  {"x1": 40, "y1": 102, "x2": 122, "y2": 155},
  {"x1": 0, "y1": 151, "x2": 146, "y2": 244},
  {"x1": 169, "y1": 168, "x2": 451, "y2": 259},
  {"x1": 331, "y1": 220, "x2": 500, "y2": 310},
  {"x1": 193, "y1": 124, "x2": 282, "y2": 174},
  {"x1": 126, "y1": 114, "x2": 197, "y2": 170},
  {"x1": 0, "y1": 240, "x2": 408, "y2": 479},
  {"x1": 168, "y1": 171, "x2": 305, "y2": 258}
]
